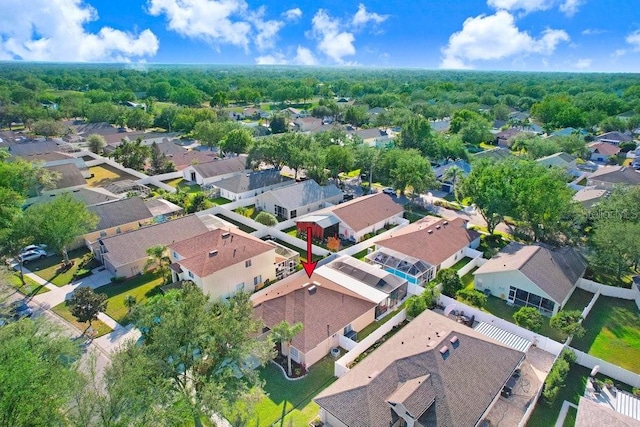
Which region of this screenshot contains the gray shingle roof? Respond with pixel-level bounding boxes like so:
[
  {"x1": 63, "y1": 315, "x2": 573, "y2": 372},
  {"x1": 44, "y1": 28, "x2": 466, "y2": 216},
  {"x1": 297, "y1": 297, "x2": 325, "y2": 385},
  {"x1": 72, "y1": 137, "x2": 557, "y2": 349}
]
[
  {"x1": 100, "y1": 215, "x2": 209, "y2": 268},
  {"x1": 214, "y1": 169, "x2": 293, "y2": 194},
  {"x1": 8, "y1": 140, "x2": 60, "y2": 156},
  {"x1": 589, "y1": 166, "x2": 640, "y2": 185},
  {"x1": 192, "y1": 156, "x2": 248, "y2": 179},
  {"x1": 475, "y1": 242, "x2": 587, "y2": 303},
  {"x1": 89, "y1": 197, "x2": 153, "y2": 231},
  {"x1": 315, "y1": 310, "x2": 524, "y2": 427},
  {"x1": 46, "y1": 163, "x2": 87, "y2": 189},
  {"x1": 263, "y1": 180, "x2": 342, "y2": 211}
]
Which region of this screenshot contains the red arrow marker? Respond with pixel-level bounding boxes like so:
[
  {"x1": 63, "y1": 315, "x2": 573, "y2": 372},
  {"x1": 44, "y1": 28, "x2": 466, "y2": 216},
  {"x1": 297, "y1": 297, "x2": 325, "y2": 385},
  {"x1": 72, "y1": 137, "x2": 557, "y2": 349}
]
[{"x1": 301, "y1": 226, "x2": 318, "y2": 278}]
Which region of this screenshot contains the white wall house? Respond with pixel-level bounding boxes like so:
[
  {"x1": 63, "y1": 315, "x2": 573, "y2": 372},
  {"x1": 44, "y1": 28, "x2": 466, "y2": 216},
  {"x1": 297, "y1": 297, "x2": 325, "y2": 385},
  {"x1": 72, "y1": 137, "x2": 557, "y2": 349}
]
[
  {"x1": 255, "y1": 180, "x2": 342, "y2": 220},
  {"x1": 181, "y1": 156, "x2": 248, "y2": 186},
  {"x1": 214, "y1": 169, "x2": 294, "y2": 202}
]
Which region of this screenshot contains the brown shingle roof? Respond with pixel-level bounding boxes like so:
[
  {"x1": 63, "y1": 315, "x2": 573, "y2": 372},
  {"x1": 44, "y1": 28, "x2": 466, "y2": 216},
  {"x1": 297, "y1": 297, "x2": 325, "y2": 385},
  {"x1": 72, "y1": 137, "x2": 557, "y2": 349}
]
[
  {"x1": 331, "y1": 193, "x2": 403, "y2": 233},
  {"x1": 375, "y1": 217, "x2": 479, "y2": 267},
  {"x1": 100, "y1": 215, "x2": 209, "y2": 268},
  {"x1": 169, "y1": 229, "x2": 275, "y2": 278},
  {"x1": 253, "y1": 281, "x2": 376, "y2": 353},
  {"x1": 315, "y1": 309, "x2": 524, "y2": 427},
  {"x1": 588, "y1": 142, "x2": 621, "y2": 156},
  {"x1": 474, "y1": 242, "x2": 587, "y2": 303}
]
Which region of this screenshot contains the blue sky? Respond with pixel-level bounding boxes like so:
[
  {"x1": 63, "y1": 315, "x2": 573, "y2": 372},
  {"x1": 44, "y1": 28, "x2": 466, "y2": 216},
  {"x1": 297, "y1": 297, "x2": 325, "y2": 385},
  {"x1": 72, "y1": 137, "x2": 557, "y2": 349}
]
[{"x1": 1, "y1": 0, "x2": 639, "y2": 71}]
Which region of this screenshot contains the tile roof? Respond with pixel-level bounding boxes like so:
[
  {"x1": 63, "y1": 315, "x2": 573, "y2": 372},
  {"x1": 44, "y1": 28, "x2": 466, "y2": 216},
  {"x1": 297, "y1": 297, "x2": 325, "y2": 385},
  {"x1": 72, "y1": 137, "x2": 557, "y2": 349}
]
[
  {"x1": 330, "y1": 193, "x2": 404, "y2": 233},
  {"x1": 315, "y1": 309, "x2": 524, "y2": 427},
  {"x1": 588, "y1": 166, "x2": 640, "y2": 185},
  {"x1": 474, "y1": 242, "x2": 587, "y2": 303},
  {"x1": 253, "y1": 279, "x2": 376, "y2": 353},
  {"x1": 46, "y1": 163, "x2": 87, "y2": 189},
  {"x1": 375, "y1": 217, "x2": 479, "y2": 267},
  {"x1": 100, "y1": 215, "x2": 209, "y2": 268},
  {"x1": 169, "y1": 229, "x2": 275, "y2": 278},
  {"x1": 17, "y1": 151, "x2": 75, "y2": 163},
  {"x1": 214, "y1": 169, "x2": 293, "y2": 194},
  {"x1": 89, "y1": 197, "x2": 153, "y2": 231},
  {"x1": 262, "y1": 180, "x2": 342, "y2": 211},
  {"x1": 192, "y1": 156, "x2": 248, "y2": 178},
  {"x1": 156, "y1": 141, "x2": 220, "y2": 169}
]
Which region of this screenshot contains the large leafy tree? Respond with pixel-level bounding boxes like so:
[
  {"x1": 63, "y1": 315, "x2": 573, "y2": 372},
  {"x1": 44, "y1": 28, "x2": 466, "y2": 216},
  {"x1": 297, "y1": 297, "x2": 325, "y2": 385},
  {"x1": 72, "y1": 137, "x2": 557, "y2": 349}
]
[
  {"x1": 271, "y1": 320, "x2": 304, "y2": 377},
  {"x1": 436, "y1": 268, "x2": 463, "y2": 297},
  {"x1": 68, "y1": 286, "x2": 108, "y2": 333},
  {"x1": 19, "y1": 193, "x2": 99, "y2": 264},
  {"x1": 221, "y1": 128, "x2": 252, "y2": 155},
  {"x1": 0, "y1": 316, "x2": 82, "y2": 427},
  {"x1": 109, "y1": 137, "x2": 151, "y2": 171},
  {"x1": 550, "y1": 310, "x2": 585, "y2": 338},
  {"x1": 87, "y1": 134, "x2": 106, "y2": 154},
  {"x1": 513, "y1": 307, "x2": 543, "y2": 332},
  {"x1": 396, "y1": 114, "x2": 438, "y2": 159},
  {"x1": 390, "y1": 150, "x2": 436, "y2": 199},
  {"x1": 325, "y1": 145, "x2": 355, "y2": 184},
  {"x1": 133, "y1": 284, "x2": 273, "y2": 426}
]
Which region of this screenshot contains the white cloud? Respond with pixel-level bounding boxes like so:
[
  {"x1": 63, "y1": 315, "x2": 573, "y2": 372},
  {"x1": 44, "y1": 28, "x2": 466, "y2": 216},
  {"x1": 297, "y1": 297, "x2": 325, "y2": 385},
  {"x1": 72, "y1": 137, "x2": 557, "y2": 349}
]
[
  {"x1": 574, "y1": 58, "x2": 591, "y2": 69},
  {"x1": 440, "y1": 11, "x2": 569, "y2": 69},
  {"x1": 352, "y1": 4, "x2": 388, "y2": 27},
  {"x1": 310, "y1": 9, "x2": 356, "y2": 63},
  {"x1": 559, "y1": 0, "x2": 584, "y2": 16},
  {"x1": 626, "y1": 30, "x2": 640, "y2": 51},
  {"x1": 148, "y1": 0, "x2": 284, "y2": 51},
  {"x1": 294, "y1": 46, "x2": 318, "y2": 65},
  {"x1": 283, "y1": 8, "x2": 302, "y2": 21},
  {"x1": 581, "y1": 28, "x2": 605, "y2": 36},
  {"x1": 255, "y1": 53, "x2": 287, "y2": 65},
  {"x1": 487, "y1": 0, "x2": 584, "y2": 16},
  {"x1": 0, "y1": 0, "x2": 158, "y2": 61},
  {"x1": 612, "y1": 49, "x2": 626, "y2": 58}
]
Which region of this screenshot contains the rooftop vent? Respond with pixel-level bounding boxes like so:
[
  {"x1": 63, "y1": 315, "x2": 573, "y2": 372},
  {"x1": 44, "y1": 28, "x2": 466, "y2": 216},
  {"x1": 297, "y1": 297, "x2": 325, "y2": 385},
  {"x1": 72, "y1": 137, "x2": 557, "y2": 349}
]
[
  {"x1": 450, "y1": 336, "x2": 459, "y2": 349},
  {"x1": 440, "y1": 346, "x2": 450, "y2": 360},
  {"x1": 222, "y1": 231, "x2": 231, "y2": 238},
  {"x1": 208, "y1": 250, "x2": 218, "y2": 257},
  {"x1": 436, "y1": 225, "x2": 441, "y2": 229},
  {"x1": 427, "y1": 230, "x2": 433, "y2": 234},
  {"x1": 444, "y1": 221, "x2": 449, "y2": 225},
  {"x1": 308, "y1": 285, "x2": 317, "y2": 295}
]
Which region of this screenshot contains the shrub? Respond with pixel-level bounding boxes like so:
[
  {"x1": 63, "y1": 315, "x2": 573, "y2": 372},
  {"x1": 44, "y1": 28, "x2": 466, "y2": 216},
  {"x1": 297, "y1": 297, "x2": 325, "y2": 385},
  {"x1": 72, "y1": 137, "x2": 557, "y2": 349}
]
[
  {"x1": 633, "y1": 387, "x2": 640, "y2": 397},
  {"x1": 550, "y1": 310, "x2": 585, "y2": 338},
  {"x1": 437, "y1": 268, "x2": 463, "y2": 297},
  {"x1": 405, "y1": 295, "x2": 427, "y2": 318},
  {"x1": 110, "y1": 276, "x2": 126, "y2": 283},
  {"x1": 513, "y1": 307, "x2": 543, "y2": 332},
  {"x1": 456, "y1": 288, "x2": 487, "y2": 308},
  {"x1": 73, "y1": 268, "x2": 93, "y2": 280},
  {"x1": 254, "y1": 211, "x2": 278, "y2": 226},
  {"x1": 543, "y1": 349, "x2": 576, "y2": 402}
]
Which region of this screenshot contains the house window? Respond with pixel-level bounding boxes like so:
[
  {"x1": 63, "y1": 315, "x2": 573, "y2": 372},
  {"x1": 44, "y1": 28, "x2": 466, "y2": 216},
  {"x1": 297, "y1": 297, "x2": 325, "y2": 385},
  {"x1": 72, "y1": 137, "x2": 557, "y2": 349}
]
[
  {"x1": 289, "y1": 346, "x2": 299, "y2": 360},
  {"x1": 343, "y1": 324, "x2": 353, "y2": 335},
  {"x1": 235, "y1": 282, "x2": 245, "y2": 292},
  {"x1": 508, "y1": 286, "x2": 555, "y2": 315},
  {"x1": 173, "y1": 251, "x2": 178, "y2": 259},
  {"x1": 290, "y1": 209, "x2": 297, "y2": 219},
  {"x1": 188, "y1": 271, "x2": 194, "y2": 279},
  {"x1": 253, "y1": 275, "x2": 262, "y2": 286},
  {"x1": 274, "y1": 205, "x2": 287, "y2": 218},
  {"x1": 245, "y1": 259, "x2": 252, "y2": 268}
]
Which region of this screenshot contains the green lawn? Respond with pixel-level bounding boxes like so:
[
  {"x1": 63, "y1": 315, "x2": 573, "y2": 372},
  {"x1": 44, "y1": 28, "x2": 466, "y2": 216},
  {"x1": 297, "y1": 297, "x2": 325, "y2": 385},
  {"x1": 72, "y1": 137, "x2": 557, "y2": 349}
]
[
  {"x1": 450, "y1": 257, "x2": 473, "y2": 272},
  {"x1": 234, "y1": 205, "x2": 259, "y2": 220},
  {"x1": 95, "y1": 272, "x2": 164, "y2": 325},
  {"x1": 570, "y1": 296, "x2": 640, "y2": 373},
  {"x1": 26, "y1": 248, "x2": 93, "y2": 287},
  {"x1": 404, "y1": 211, "x2": 425, "y2": 223},
  {"x1": 242, "y1": 356, "x2": 336, "y2": 427},
  {"x1": 274, "y1": 239, "x2": 323, "y2": 263},
  {"x1": 52, "y1": 301, "x2": 113, "y2": 338},
  {"x1": 163, "y1": 178, "x2": 202, "y2": 194},
  {"x1": 215, "y1": 214, "x2": 257, "y2": 233},
  {"x1": 282, "y1": 226, "x2": 298, "y2": 237},
  {"x1": 210, "y1": 197, "x2": 232, "y2": 205},
  {"x1": 357, "y1": 301, "x2": 406, "y2": 340},
  {"x1": 563, "y1": 288, "x2": 594, "y2": 312},
  {"x1": 353, "y1": 247, "x2": 373, "y2": 261},
  {"x1": 461, "y1": 267, "x2": 478, "y2": 290},
  {"x1": 563, "y1": 406, "x2": 578, "y2": 427},
  {"x1": 527, "y1": 364, "x2": 590, "y2": 427},
  {"x1": 6, "y1": 270, "x2": 50, "y2": 297}
]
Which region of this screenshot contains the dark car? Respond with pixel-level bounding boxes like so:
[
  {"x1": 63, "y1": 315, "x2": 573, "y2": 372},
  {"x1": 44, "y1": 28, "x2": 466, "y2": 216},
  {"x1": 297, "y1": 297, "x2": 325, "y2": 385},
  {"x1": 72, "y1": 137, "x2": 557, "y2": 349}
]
[{"x1": 10, "y1": 300, "x2": 33, "y2": 319}]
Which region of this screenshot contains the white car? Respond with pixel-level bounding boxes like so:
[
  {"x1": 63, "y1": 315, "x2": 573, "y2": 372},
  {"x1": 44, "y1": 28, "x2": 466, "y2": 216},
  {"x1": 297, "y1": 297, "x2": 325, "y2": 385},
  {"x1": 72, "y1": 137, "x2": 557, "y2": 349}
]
[
  {"x1": 18, "y1": 248, "x2": 47, "y2": 264},
  {"x1": 382, "y1": 187, "x2": 396, "y2": 196}
]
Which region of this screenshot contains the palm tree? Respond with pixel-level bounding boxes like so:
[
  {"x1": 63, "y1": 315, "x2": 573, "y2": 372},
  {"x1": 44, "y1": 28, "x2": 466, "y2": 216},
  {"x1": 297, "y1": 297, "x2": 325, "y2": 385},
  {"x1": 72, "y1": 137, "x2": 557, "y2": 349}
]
[
  {"x1": 124, "y1": 295, "x2": 137, "y2": 314},
  {"x1": 271, "y1": 320, "x2": 304, "y2": 377},
  {"x1": 442, "y1": 165, "x2": 463, "y2": 201},
  {"x1": 144, "y1": 244, "x2": 171, "y2": 284}
]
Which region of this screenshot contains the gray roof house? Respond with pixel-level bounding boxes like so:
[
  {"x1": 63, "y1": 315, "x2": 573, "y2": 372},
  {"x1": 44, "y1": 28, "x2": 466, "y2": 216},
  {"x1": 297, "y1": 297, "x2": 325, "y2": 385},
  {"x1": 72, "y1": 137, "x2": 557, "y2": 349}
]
[
  {"x1": 88, "y1": 197, "x2": 152, "y2": 231},
  {"x1": 587, "y1": 166, "x2": 640, "y2": 189},
  {"x1": 182, "y1": 156, "x2": 249, "y2": 186},
  {"x1": 213, "y1": 169, "x2": 294, "y2": 201},
  {"x1": 536, "y1": 152, "x2": 578, "y2": 172},
  {"x1": 97, "y1": 215, "x2": 209, "y2": 278},
  {"x1": 255, "y1": 180, "x2": 343, "y2": 220},
  {"x1": 45, "y1": 163, "x2": 88, "y2": 192},
  {"x1": 315, "y1": 309, "x2": 525, "y2": 427},
  {"x1": 474, "y1": 242, "x2": 587, "y2": 316},
  {"x1": 595, "y1": 131, "x2": 634, "y2": 145}
]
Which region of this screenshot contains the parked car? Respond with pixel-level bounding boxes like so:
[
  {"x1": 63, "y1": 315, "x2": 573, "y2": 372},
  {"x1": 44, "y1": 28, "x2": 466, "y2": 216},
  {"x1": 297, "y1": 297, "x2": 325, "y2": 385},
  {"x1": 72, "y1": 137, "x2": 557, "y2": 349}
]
[
  {"x1": 18, "y1": 248, "x2": 47, "y2": 263},
  {"x1": 10, "y1": 300, "x2": 33, "y2": 319},
  {"x1": 382, "y1": 187, "x2": 396, "y2": 196},
  {"x1": 20, "y1": 244, "x2": 48, "y2": 256}
]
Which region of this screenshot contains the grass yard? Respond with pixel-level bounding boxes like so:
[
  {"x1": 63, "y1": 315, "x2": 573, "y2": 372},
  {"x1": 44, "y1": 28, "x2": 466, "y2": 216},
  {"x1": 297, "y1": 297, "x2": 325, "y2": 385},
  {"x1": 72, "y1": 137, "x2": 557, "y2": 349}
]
[
  {"x1": 95, "y1": 272, "x2": 164, "y2": 325},
  {"x1": 243, "y1": 356, "x2": 336, "y2": 427},
  {"x1": 404, "y1": 211, "x2": 426, "y2": 223},
  {"x1": 563, "y1": 406, "x2": 578, "y2": 427},
  {"x1": 210, "y1": 197, "x2": 231, "y2": 205},
  {"x1": 87, "y1": 164, "x2": 138, "y2": 188},
  {"x1": 26, "y1": 248, "x2": 94, "y2": 287},
  {"x1": 6, "y1": 270, "x2": 49, "y2": 297},
  {"x1": 282, "y1": 226, "x2": 297, "y2": 237},
  {"x1": 52, "y1": 301, "x2": 113, "y2": 338},
  {"x1": 274, "y1": 239, "x2": 323, "y2": 263},
  {"x1": 570, "y1": 296, "x2": 640, "y2": 373},
  {"x1": 450, "y1": 256, "x2": 473, "y2": 272},
  {"x1": 461, "y1": 267, "x2": 479, "y2": 290},
  {"x1": 163, "y1": 178, "x2": 202, "y2": 194},
  {"x1": 563, "y1": 288, "x2": 595, "y2": 312},
  {"x1": 215, "y1": 214, "x2": 257, "y2": 233},
  {"x1": 353, "y1": 247, "x2": 373, "y2": 261},
  {"x1": 234, "y1": 205, "x2": 259, "y2": 220},
  {"x1": 357, "y1": 301, "x2": 406, "y2": 340}
]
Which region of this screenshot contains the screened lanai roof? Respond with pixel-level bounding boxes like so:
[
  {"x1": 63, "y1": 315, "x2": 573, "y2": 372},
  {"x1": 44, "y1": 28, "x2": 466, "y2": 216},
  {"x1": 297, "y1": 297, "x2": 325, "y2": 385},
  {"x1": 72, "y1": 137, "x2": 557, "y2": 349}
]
[{"x1": 366, "y1": 247, "x2": 432, "y2": 277}]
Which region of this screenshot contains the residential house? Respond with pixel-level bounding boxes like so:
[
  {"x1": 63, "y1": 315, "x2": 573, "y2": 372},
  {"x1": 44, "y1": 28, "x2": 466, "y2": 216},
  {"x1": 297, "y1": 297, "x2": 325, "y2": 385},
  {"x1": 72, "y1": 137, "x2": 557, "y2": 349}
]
[
  {"x1": 156, "y1": 141, "x2": 219, "y2": 170},
  {"x1": 494, "y1": 128, "x2": 523, "y2": 148},
  {"x1": 586, "y1": 166, "x2": 640, "y2": 189},
  {"x1": 291, "y1": 117, "x2": 324, "y2": 133},
  {"x1": 97, "y1": 215, "x2": 210, "y2": 278},
  {"x1": 318, "y1": 256, "x2": 409, "y2": 318},
  {"x1": 143, "y1": 198, "x2": 183, "y2": 221},
  {"x1": 536, "y1": 152, "x2": 579, "y2": 175},
  {"x1": 595, "y1": 131, "x2": 634, "y2": 146},
  {"x1": 255, "y1": 180, "x2": 342, "y2": 220},
  {"x1": 575, "y1": 396, "x2": 640, "y2": 427},
  {"x1": 588, "y1": 141, "x2": 621, "y2": 162},
  {"x1": 213, "y1": 169, "x2": 294, "y2": 201},
  {"x1": 314, "y1": 309, "x2": 525, "y2": 427},
  {"x1": 85, "y1": 197, "x2": 154, "y2": 245},
  {"x1": 26, "y1": 187, "x2": 119, "y2": 208},
  {"x1": 433, "y1": 160, "x2": 472, "y2": 193},
  {"x1": 429, "y1": 119, "x2": 451, "y2": 133},
  {"x1": 168, "y1": 229, "x2": 277, "y2": 300},
  {"x1": 7, "y1": 140, "x2": 62, "y2": 157},
  {"x1": 253, "y1": 273, "x2": 378, "y2": 368},
  {"x1": 332, "y1": 193, "x2": 404, "y2": 242},
  {"x1": 182, "y1": 156, "x2": 249, "y2": 186},
  {"x1": 473, "y1": 147, "x2": 513, "y2": 162},
  {"x1": 281, "y1": 107, "x2": 307, "y2": 118},
  {"x1": 349, "y1": 128, "x2": 393, "y2": 147},
  {"x1": 367, "y1": 217, "x2": 480, "y2": 286},
  {"x1": 241, "y1": 107, "x2": 269, "y2": 120},
  {"x1": 573, "y1": 187, "x2": 608, "y2": 208},
  {"x1": 473, "y1": 242, "x2": 587, "y2": 316},
  {"x1": 44, "y1": 163, "x2": 88, "y2": 194}
]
